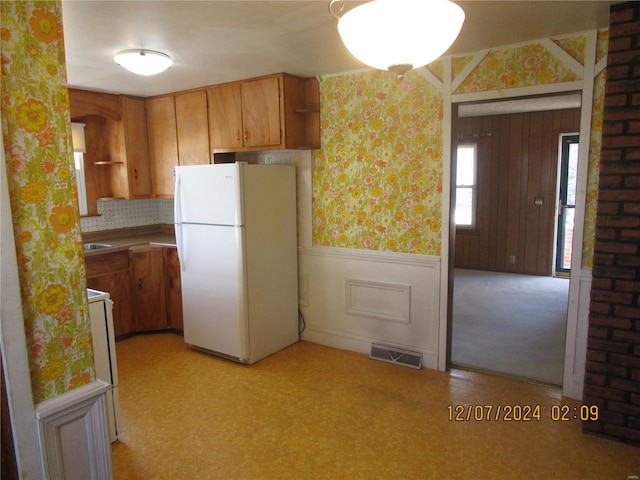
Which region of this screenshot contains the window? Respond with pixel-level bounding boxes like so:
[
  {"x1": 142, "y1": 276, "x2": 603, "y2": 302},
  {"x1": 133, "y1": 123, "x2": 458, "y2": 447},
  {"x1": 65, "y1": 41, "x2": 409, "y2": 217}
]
[
  {"x1": 71, "y1": 122, "x2": 88, "y2": 216},
  {"x1": 74, "y1": 151, "x2": 88, "y2": 216},
  {"x1": 555, "y1": 134, "x2": 579, "y2": 273},
  {"x1": 455, "y1": 143, "x2": 477, "y2": 227}
]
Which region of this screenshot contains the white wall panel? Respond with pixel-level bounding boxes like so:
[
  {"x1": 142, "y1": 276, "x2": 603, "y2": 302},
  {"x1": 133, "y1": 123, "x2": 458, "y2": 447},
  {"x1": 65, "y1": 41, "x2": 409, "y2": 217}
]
[
  {"x1": 563, "y1": 268, "x2": 592, "y2": 400},
  {"x1": 299, "y1": 246, "x2": 441, "y2": 369},
  {"x1": 35, "y1": 380, "x2": 113, "y2": 480}
]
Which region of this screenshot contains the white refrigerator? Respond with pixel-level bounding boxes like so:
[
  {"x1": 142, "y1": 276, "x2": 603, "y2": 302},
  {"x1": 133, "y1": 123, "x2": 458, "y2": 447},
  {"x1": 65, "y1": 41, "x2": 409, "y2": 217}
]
[{"x1": 174, "y1": 163, "x2": 299, "y2": 364}]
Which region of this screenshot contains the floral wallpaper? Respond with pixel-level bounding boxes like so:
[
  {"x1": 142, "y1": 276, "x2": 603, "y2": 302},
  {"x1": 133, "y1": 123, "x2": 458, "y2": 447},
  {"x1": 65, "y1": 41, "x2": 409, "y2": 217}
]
[
  {"x1": 313, "y1": 33, "x2": 606, "y2": 266},
  {"x1": 1, "y1": 0, "x2": 94, "y2": 403},
  {"x1": 312, "y1": 71, "x2": 443, "y2": 255},
  {"x1": 554, "y1": 34, "x2": 587, "y2": 65},
  {"x1": 454, "y1": 42, "x2": 580, "y2": 94},
  {"x1": 582, "y1": 30, "x2": 609, "y2": 268}
]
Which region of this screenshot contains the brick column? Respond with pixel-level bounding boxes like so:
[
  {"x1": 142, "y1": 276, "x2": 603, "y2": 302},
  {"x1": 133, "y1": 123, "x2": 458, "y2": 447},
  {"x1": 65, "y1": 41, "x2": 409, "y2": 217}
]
[{"x1": 583, "y1": 2, "x2": 640, "y2": 446}]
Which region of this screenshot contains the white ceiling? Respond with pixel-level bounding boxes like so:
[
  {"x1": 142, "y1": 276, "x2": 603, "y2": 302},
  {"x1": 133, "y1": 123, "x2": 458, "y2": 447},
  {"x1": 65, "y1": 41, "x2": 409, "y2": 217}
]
[{"x1": 61, "y1": 1, "x2": 615, "y2": 98}]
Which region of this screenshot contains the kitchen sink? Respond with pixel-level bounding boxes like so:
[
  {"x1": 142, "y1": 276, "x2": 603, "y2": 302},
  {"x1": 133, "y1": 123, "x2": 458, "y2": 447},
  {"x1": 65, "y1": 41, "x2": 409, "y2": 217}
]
[{"x1": 83, "y1": 242, "x2": 115, "y2": 252}]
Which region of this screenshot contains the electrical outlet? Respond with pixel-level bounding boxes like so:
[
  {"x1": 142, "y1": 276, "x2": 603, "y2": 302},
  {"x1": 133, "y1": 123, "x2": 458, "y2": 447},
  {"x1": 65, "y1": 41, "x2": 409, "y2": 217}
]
[
  {"x1": 509, "y1": 255, "x2": 516, "y2": 264},
  {"x1": 102, "y1": 211, "x2": 113, "y2": 223}
]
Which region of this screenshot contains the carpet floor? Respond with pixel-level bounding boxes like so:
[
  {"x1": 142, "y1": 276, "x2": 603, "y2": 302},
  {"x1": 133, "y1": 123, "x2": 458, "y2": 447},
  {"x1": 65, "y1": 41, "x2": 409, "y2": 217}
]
[
  {"x1": 452, "y1": 269, "x2": 569, "y2": 385},
  {"x1": 111, "y1": 333, "x2": 639, "y2": 479}
]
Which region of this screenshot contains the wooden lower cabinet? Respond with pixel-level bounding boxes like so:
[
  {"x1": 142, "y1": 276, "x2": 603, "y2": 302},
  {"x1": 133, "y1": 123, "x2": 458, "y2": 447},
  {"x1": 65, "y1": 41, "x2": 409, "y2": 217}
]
[
  {"x1": 164, "y1": 247, "x2": 183, "y2": 332},
  {"x1": 85, "y1": 251, "x2": 136, "y2": 338},
  {"x1": 85, "y1": 245, "x2": 183, "y2": 338},
  {"x1": 129, "y1": 246, "x2": 168, "y2": 331}
]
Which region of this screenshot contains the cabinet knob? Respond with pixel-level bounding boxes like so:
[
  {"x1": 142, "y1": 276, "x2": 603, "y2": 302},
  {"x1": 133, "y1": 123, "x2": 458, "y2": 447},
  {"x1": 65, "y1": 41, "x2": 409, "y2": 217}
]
[
  {"x1": 244, "y1": 130, "x2": 248, "y2": 141},
  {"x1": 236, "y1": 131, "x2": 241, "y2": 142},
  {"x1": 138, "y1": 278, "x2": 143, "y2": 289}
]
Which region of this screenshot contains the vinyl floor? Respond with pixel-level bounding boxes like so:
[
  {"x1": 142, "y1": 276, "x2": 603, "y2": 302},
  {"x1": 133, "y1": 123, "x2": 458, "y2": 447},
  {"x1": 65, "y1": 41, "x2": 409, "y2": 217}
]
[{"x1": 111, "y1": 333, "x2": 640, "y2": 479}]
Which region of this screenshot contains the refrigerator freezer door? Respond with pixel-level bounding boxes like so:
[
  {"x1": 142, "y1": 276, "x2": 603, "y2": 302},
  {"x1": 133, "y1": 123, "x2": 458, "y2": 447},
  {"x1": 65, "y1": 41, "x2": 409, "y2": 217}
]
[
  {"x1": 175, "y1": 163, "x2": 243, "y2": 226},
  {"x1": 180, "y1": 223, "x2": 249, "y2": 361}
]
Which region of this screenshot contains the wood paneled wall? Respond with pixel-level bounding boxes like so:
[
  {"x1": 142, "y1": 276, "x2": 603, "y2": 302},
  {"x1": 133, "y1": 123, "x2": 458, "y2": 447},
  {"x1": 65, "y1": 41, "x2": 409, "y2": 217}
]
[{"x1": 454, "y1": 108, "x2": 581, "y2": 276}]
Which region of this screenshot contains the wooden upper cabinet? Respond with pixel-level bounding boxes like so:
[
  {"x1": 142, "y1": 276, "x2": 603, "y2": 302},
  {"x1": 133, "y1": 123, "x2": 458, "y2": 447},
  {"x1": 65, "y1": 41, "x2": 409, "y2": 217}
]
[
  {"x1": 121, "y1": 97, "x2": 152, "y2": 197},
  {"x1": 207, "y1": 83, "x2": 244, "y2": 150},
  {"x1": 69, "y1": 88, "x2": 121, "y2": 121},
  {"x1": 208, "y1": 73, "x2": 320, "y2": 153},
  {"x1": 175, "y1": 90, "x2": 211, "y2": 165},
  {"x1": 146, "y1": 96, "x2": 178, "y2": 197},
  {"x1": 241, "y1": 76, "x2": 282, "y2": 148},
  {"x1": 69, "y1": 89, "x2": 152, "y2": 214}
]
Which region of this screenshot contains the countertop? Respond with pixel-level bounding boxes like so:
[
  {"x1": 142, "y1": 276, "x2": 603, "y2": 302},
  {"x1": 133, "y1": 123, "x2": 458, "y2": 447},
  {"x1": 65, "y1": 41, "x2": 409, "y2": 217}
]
[{"x1": 82, "y1": 225, "x2": 176, "y2": 256}]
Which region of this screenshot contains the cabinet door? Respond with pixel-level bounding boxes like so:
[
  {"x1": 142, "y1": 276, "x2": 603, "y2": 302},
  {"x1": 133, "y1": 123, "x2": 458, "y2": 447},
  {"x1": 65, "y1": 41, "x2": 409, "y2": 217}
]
[
  {"x1": 85, "y1": 251, "x2": 135, "y2": 338},
  {"x1": 164, "y1": 247, "x2": 183, "y2": 332},
  {"x1": 122, "y1": 97, "x2": 152, "y2": 197},
  {"x1": 241, "y1": 77, "x2": 282, "y2": 148},
  {"x1": 175, "y1": 90, "x2": 211, "y2": 165},
  {"x1": 146, "y1": 96, "x2": 178, "y2": 197},
  {"x1": 130, "y1": 247, "x2": 168, "y2": 331},
  {"x1": 208, "y1": 83, "x2": 244, "y2": 151},
  {"x1": 87, "y1": 272, "x2": 135, "y2": 339}
]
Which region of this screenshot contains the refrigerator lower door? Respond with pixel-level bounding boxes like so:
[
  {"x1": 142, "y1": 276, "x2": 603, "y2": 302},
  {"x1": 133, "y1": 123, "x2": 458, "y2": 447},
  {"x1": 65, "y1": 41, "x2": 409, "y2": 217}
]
[{"x1": 180, "y1": 223, "x2": 249, "y2": 361}]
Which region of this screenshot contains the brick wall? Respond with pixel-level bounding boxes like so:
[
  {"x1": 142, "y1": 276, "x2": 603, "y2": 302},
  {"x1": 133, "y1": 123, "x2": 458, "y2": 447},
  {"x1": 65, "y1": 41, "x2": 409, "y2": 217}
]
[{"x1": 583, "y1": 2, "x2": 640, "y2": 446}]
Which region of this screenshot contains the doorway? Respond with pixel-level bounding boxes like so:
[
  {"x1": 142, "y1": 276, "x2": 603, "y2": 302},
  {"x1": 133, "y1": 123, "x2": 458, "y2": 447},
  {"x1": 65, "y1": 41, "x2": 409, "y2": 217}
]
[{"x1": 450, "y1": 94, "x2": 580, "y2": 386}]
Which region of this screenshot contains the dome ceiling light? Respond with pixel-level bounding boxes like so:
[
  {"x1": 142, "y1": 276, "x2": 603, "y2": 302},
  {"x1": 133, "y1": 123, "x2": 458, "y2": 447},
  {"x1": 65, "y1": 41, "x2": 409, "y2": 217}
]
[
  {"x1": 329, "y1": 0, "x2": 465, "y2": 78},
  {"x1": 113, "y1": 49, "x2": 174, "y2": 76}
]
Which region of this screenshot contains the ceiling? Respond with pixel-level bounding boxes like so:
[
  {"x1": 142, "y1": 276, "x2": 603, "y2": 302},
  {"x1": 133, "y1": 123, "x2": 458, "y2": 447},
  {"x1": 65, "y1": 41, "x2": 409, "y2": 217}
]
[{"x1": 61, "y1": 1, "x2": 615, "y2": 98}]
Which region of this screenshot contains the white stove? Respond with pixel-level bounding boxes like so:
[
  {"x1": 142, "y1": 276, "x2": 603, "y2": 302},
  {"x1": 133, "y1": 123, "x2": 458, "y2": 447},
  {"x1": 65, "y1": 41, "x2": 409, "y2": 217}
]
[{"x1": 87, "y1": 288, "x2": 121, "y2": 443}]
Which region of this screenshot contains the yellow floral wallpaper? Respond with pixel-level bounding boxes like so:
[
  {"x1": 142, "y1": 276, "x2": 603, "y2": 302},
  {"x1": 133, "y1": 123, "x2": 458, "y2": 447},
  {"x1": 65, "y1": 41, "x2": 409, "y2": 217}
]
[
  {"x1": 1, "y1": 0, "x2": 94, "y2": 403},
  {"x1": 454, "y1": 43, "x2": 580, "y2": 94},
  {"x1": 312, "y1": 71, "x2": 443, "y2": 255},
  {"x1": 582, "y1": 30, "x2": 609, "y2": 268},
  {"x1": 313, "y1": 33, "x2": 605, "y2": 267},
  {"x1": 554, "y1": 34, "x2": 587, "y2": 66}
]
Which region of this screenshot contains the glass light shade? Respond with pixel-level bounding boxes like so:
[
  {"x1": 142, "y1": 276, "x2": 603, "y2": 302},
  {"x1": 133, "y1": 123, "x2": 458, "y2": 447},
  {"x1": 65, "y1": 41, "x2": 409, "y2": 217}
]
[
  {"x1": 337, "y1": 0, "x2": 465, "y2": 76},
  {"x1": 113, "y1": 49, "x2": 173, "y2": 76}
]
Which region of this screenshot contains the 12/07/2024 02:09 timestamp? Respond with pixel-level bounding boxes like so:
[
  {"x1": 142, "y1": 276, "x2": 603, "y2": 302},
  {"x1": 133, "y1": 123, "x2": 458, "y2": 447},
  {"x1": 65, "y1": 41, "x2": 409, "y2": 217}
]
[{"x1": 447, "y1": 404, "x2": 599, "y2": 422}]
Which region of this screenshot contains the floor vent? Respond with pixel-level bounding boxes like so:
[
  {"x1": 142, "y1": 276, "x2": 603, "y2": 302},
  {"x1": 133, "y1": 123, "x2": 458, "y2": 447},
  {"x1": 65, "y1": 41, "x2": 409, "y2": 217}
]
[{"x1": 370, "y1": 343, "x2": 423, "y2": 369}]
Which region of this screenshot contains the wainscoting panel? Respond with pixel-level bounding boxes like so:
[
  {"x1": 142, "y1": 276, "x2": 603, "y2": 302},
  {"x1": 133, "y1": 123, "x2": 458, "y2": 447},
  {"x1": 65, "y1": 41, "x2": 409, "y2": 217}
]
[
  {"x1": 298, "y1": 246, "x2": 441, "y2": 369},
  {"x1": 35, "y1": 380, "x2": 112, "y2": 480},
  {"x1": 345, "y1": 279, "x2": 411, "y2": 323},
  {"x1": 563, "y1": 268, "x2": 592, "y2": 400}
]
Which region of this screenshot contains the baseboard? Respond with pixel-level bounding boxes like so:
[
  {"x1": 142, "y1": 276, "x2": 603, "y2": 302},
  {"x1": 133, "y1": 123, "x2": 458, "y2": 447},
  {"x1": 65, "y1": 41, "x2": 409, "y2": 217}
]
[{"x1": 302, "y1": 325, "x2": 438, "y2": 369}]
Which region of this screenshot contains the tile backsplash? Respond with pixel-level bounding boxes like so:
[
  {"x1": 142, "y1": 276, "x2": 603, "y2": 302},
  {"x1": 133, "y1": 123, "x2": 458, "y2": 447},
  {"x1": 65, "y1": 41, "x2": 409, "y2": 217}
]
[
  {"x1": 80, "y1": 150, "x2": 312, "y2": 246},
  {"x1": 80, "y1": 198, "x2": 174, "y2": 232}
]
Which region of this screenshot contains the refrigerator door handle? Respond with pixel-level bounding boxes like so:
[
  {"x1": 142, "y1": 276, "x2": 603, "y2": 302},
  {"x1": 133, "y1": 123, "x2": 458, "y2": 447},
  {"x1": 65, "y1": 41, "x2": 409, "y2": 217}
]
[
  {"x1": 174, "y1": 170, "x2": 182, "y2": 224},
  {"x1": 174, "y1": 172, "x2": 186, "y2": 271},
  {"x1": 176, "y1": 224, "x2": 186, "y2": 272}
]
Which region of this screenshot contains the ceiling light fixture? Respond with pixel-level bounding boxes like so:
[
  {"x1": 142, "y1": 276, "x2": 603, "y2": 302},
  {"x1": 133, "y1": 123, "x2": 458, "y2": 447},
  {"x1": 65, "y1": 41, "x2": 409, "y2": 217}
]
[
  {"x1": 329, "y1": 0, "x2": 465, "y2": 78},
  {"x1": 113, "y1": 49, "x2": 173, "y2": 76}
]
